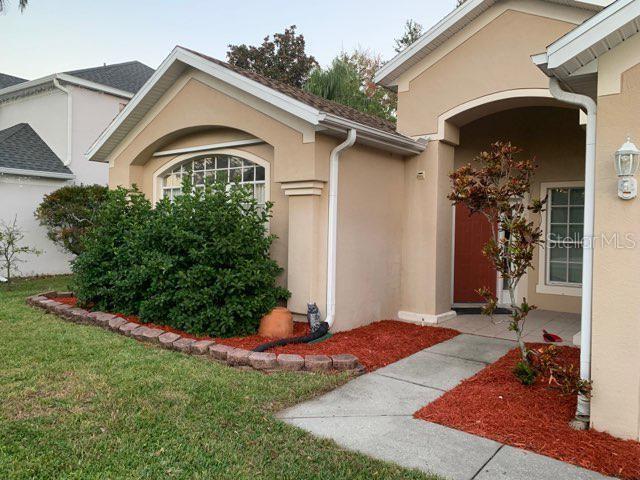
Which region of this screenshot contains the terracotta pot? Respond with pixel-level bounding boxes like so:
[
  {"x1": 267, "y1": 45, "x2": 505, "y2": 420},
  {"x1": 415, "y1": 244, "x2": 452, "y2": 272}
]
[{"x1": 258, "y1": 307, "x2": 293, "y2": 339}]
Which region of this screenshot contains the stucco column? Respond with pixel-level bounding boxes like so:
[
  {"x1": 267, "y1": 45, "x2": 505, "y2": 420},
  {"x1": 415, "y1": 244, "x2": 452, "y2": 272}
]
[
  {"x1": 400, "y1": 139, "x2": 457, "y2": 324},
  {"x1": 590, "y1": 61, "x2": 640, "y2": 441},
  {"x1": 280, "y1": 181, "x2": 327, "y2": 316}
]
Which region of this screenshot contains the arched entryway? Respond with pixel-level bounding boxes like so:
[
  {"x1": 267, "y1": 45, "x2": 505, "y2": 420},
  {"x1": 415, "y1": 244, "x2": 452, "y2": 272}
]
[{"x1": 448, "y1": 102, "x2": 585, "y2": 314}]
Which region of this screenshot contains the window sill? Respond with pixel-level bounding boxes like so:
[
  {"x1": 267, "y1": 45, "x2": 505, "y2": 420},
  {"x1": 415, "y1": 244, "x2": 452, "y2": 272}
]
[{"x1": 536, "y1": 283, "x2": 582, "y2": 297}]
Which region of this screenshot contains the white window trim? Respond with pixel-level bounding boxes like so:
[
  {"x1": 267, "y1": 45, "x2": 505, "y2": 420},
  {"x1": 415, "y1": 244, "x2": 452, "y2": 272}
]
[
  {"x1": 151, "y1": 148, "x2": 270, "y2": 205},
  {"x1": 536, "y1": 181, "x2": 584, "y2": 297}
]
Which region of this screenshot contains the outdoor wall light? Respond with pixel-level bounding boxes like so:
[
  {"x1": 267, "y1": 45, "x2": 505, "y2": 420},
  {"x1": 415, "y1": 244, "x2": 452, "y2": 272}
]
[{"x1": 615, "y1": 136, "x2": 640, "y2": 200}]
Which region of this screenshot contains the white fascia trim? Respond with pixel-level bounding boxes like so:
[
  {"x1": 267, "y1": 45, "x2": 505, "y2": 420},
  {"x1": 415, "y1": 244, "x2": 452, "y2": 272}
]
[
  {"x1": 56, "y1": 73, "x2": 134, "y2": 99},
  {"x1": 546, "y1": 0, "x2": 639, "y2": 70},
  {"x1": 179, "y1": 49, "x2": 322, "y2": 125},
  {"x1": 86, "y1": 46, "x2": 423, "y2": 163},
  {"x1": 374, "y1": 0, "x2": 491, "y2": 86},
  {"x1": 375, "y1": 0, "x2": 608, "y2": 86},
  {"x1": 0, "y1": 167, "x2": 75, "y2": 180},
  {"x1": 152, "y1": 138, "x2": 265, "y2": 157},
  {"x1": 320, "y1": 114, "x2": 425, "y2": 154},
  {"x1": 87, "y1": 49, "x2": 190, "y2": 163},
  {"x1": 0, "y1": 73, "x2": 134, "y2": 103},
  {"x1": 398, "y1": 310, "x2": 457, "y2": 325},
  {"x1": 532, "y1": 52, "x2": 549, "y2": 67},
  {"x1": 0, "y1": 74, "x2": 56, "y2": 99},
  {"x1": 86, "y1": 46, "x2": 323, "y2": 163}
]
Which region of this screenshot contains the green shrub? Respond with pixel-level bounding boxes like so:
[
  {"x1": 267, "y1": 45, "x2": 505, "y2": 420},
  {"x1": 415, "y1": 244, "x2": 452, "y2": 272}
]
[
  {"x1": 513, "y1": 360, "x2": 538, "y2": 386},
  {"x1": 72, "y1": 180, "x2": 289, "y2": 337},
  {"x1": 35, "y1": 184, "x2": 109, "y2": 255}
]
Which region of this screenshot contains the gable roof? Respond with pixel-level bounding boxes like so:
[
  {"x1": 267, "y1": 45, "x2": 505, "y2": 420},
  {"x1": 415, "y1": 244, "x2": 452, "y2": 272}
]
[
  {"x1": 65, "y1": 61, "x2": 155, "y2": 94},
  {"x1": 534, "y1": 0, "x2": 640, "y2": 79},
  {"x1": 0, "y1": 61, "x2": 155, "y2": 104},
  {"x1": 87, "y1": 46, "x2": 424, "y2": 163},
  {"x1": 183, "y1": 48, "x2": 399, "y2": 136},
  {"x1": 374, "y1": 0, "x2": 611, "y2": 87},
  {"x1": 0, "y1": 73, "x2": 27, "y2": 89},
  {"x1": 0, "y1": 123, "x2": 74, "y2": 179}
]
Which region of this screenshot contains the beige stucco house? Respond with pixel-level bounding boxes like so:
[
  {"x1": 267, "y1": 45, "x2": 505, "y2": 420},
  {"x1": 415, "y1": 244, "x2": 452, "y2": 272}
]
[{"x1": 87, "y1": 0, "x2": 640, "y2": 441}]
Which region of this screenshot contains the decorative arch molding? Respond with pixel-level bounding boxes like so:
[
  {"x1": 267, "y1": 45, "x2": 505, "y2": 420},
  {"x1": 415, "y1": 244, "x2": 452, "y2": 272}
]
[
  {"x1": 127, "y1": 123, "x2": 274, "y2": 167},
  {"x1": 106, "y1": 70, "x2": 317, "y2": 168},
  {"x1": 427, "y1": 88, "x2": 559, "y2": 145},
  {"x1": 151, "y1": 147, "x2": 271, "y2": 204}
]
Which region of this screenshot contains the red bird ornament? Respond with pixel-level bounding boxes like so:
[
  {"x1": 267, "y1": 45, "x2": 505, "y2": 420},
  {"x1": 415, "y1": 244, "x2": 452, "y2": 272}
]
[{"x1": 543, "y1": 330, "x2": 563, "y2": 343}]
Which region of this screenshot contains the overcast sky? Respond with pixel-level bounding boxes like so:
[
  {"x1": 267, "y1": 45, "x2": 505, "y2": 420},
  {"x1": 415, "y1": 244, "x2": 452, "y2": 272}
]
[{"x1": 1, "y1": 0, "x2": 457, "y2": 80}]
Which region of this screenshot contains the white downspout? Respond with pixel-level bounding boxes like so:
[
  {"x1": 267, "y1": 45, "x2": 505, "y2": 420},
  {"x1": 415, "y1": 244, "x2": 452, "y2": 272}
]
[
  {"x1": 53, "y1": 76, "x2": 73, "y2": 167},
  {"x1": 325, "y1": 129, "x2": 357, "y2": 329},
  {"x1": 549, "y1": 77, "x2": 597, "y2": 424}
]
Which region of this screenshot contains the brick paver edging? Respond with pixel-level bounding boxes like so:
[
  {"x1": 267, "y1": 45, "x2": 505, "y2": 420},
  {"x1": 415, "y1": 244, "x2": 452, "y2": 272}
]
[{"x1": 27, "y1": 292, "x2": 365, "y2": 375}]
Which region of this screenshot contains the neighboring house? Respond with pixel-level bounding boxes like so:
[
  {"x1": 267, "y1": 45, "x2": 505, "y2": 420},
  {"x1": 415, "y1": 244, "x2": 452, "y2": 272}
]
[
  {"x1": 87, "y1": 0, "x2": 640, "y2": 441},
  {"x1": 0, "y1": 61, "x2": 154, "y2": 276}
]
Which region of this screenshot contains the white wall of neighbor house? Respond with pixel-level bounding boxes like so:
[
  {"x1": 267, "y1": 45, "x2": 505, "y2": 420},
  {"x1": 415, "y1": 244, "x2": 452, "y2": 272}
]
[
  {"x1": 0, "y1": 85, "x2": 127, "y2": 276},
  {"x1": 69, "y1": 85, "x2": 122, "y2": 186},
  {"x1": 0, "y1": 89, "x2": 71, "y2": 276},
  {"x1": 0, "y1": 175, "x2": 74, "y2": 277},
  {"x1": 0, "y1": 89, "x2": 68, "y2": 159}
]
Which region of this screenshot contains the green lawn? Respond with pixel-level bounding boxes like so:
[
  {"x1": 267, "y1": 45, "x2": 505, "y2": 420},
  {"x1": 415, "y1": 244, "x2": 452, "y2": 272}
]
[{"x1": 0, "y1": 276, "x2": 436, "y2": 480}]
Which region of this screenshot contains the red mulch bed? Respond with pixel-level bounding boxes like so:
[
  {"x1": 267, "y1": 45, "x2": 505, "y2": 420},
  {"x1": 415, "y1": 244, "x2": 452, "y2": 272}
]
[
  {"x1": 415, "y1": 345, "x2": 640, "y2": 480},
  {"x1": 51, "y1": 297, "x2": 459, "y2": 371},
  {"x1": 217, "y1": 320, "x2": 460, "y2": 371}
]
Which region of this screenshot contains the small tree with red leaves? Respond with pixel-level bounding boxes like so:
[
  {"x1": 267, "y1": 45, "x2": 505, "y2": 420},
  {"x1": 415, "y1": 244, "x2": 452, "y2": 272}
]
[{"x1": 449, "y1": 141, "x2": 545, "y2": 367}]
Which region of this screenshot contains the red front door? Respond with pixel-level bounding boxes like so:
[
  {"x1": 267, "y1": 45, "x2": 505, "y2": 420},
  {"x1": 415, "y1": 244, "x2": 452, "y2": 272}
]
[{"x1": 453, "y1": 205, "x2": 497, "y2": 303}]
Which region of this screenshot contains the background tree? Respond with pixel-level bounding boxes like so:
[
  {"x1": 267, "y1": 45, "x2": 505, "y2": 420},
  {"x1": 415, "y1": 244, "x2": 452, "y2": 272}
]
[
  {"x1": 227, "y1": 25, "x2": 317, "y2": 88},
  {"x1": 394, "y1": 19, "x2": 424, "y2": 53},
  {"x1": 0, "y1": 0, "x2": 27, "y2": 13},
  {"x1": 305, "y1": 49, "x2": 396, "y2": 122},
  {"x1": 338, "y1": 48, "x2": 397, "y2": 120},
  {"x1": 35, "y1": 184, "x2": 109, "y2": 256},
  {"x1": 449, "y1": 142, "x2": 545, "y2": 375},
  {"x1": 0, "y1": 216, "x2": 41, "y2": 282}
]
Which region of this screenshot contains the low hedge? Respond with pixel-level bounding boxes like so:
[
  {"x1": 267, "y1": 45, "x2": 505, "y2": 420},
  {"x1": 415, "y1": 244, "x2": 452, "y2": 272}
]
[{"x1": 72, "y1": 180, "x2": 289, "y2": 337}]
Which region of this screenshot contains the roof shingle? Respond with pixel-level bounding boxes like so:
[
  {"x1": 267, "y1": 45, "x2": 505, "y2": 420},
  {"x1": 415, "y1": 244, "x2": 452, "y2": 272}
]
[
  {"x1": 0, "y1": 73, "x2": 27, "y2": 89},
  {"x1": 65, "y1": 61, "x2": 154, "y2": 94},
  {"x1": 0, "y1": 123, "x2": 72, "y2": 176},
  {"x1": 183, "y1": 48, "x2": 401, "y2": 137}
]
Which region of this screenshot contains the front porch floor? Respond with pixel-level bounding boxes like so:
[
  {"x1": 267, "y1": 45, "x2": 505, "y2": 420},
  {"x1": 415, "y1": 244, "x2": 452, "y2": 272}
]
[{"x1": 439, "y1": 309, "x2": 580, "y2": 346}]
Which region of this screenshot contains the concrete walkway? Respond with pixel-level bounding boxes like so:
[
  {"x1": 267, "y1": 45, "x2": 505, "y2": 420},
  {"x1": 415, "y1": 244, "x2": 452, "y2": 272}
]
[{"x1": 278, "y1": 334, "x2": 613, "y2": 480}]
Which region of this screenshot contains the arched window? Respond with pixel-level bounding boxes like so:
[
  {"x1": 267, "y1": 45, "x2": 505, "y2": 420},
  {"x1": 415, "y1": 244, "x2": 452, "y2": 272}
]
[{"x1": 161, "y1": 154, "x2": 267, "y2": 205}]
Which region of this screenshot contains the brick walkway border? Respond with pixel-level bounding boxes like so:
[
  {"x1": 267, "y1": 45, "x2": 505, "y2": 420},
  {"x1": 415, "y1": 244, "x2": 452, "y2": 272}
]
[{"x1": 27, "y1": 291, "x2": 365, "y2": 375}]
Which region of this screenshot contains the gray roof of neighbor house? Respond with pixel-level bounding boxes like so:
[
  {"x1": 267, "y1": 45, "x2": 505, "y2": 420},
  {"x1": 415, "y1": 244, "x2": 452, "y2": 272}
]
[
  {"x1": 0, "y1": 123, "x2": 73, "y2": 178},
  {"x1": 65, "y1": 61, "x2": 155, "y2": 94},
  {"x1": 0, "y1": 73, "x2": 27, "y2": 89}
]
